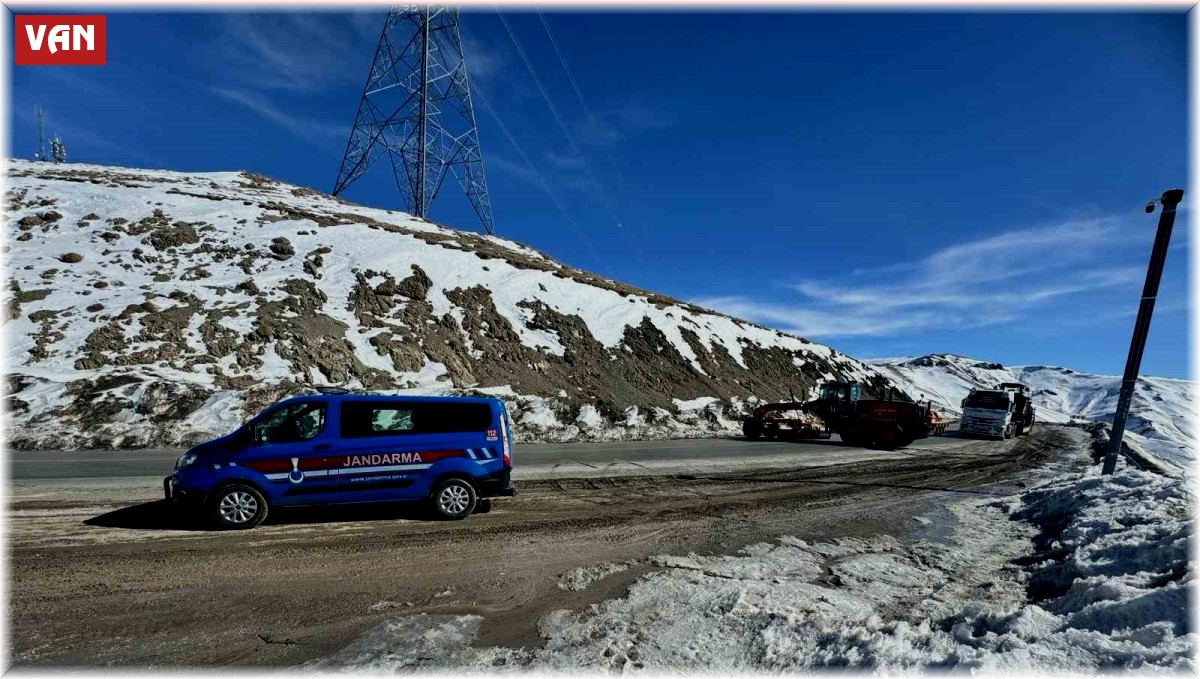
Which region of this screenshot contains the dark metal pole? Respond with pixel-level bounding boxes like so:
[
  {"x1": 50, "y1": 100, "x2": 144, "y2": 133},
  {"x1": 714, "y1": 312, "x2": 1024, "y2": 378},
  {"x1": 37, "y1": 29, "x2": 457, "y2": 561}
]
[{"x1": 1102, "y1": 188, "x2": 1184, "y2": 474}]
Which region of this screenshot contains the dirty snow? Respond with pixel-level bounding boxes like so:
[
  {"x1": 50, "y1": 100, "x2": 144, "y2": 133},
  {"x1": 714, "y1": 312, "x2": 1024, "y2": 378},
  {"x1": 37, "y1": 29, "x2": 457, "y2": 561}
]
[
  {"x1": 574, "y1": 404, "x2": 605, "y2": 430},
  {"x1": 557, "y1": 563, "x2": 630, "y2": 592},
  {"x1": 319, "y1": 456, "x2": 1192, "y2": 672}
]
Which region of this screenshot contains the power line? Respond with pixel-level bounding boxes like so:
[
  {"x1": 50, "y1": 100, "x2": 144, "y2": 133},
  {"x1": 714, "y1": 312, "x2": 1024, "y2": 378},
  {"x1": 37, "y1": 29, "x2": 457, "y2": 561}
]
[
  {"x1": 536, "y1": 11, "x2": 627, "y2": 191},
  {"x1": 535, "y1": 9, "x2": 652, "y2": 242},
  {"x1": 472, "y1": 81, "x2": 600, "y2": 260},
  {"x1": 495, "y1": 10, "x2": 626, "y2": 232}
]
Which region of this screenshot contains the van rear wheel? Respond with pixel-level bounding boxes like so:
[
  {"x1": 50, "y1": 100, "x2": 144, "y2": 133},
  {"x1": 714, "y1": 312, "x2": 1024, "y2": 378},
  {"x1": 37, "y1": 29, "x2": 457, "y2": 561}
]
[
  {"x1": 208, "y1": 483, "x2": 268, "y2": 530},
  {"x1": 431, "y1": 478, "x2": 477, "y2": 520}
]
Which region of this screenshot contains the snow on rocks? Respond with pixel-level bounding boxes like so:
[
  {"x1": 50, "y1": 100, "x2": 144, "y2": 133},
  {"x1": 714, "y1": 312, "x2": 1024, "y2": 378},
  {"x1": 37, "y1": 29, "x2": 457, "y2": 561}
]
[
  {"x1": 4, "y1": 160, "x2": 890, "y2": 449},
  {"x1": 500, "y1": 392, "x2": 754, "y2": 444},
  {"x1": 574, "y1": 404, "x2": 605, "y2": 431},
  {"x1": 320, "y1": 459, "x2": 1192, "y2": 672}
]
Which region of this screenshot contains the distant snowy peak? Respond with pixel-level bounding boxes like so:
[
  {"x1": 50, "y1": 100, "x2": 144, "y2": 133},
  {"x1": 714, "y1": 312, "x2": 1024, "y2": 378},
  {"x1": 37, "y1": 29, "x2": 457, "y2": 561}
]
[{"x1": 869, "y1": 354, "x2": 1194, "y2": 468}]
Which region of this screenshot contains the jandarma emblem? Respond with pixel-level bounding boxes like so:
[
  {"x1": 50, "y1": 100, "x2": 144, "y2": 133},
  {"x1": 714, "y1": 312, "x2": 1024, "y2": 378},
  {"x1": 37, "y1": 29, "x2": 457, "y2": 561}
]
[{"x1": 288, "y1": 457, "x2": 304, "y2": 484}]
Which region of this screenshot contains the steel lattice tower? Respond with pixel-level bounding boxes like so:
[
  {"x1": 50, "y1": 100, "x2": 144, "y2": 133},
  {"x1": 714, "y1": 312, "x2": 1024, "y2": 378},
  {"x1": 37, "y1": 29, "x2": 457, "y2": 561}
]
[{"x1": 333, "y1": 6, "x2": 495, "y2": 235}]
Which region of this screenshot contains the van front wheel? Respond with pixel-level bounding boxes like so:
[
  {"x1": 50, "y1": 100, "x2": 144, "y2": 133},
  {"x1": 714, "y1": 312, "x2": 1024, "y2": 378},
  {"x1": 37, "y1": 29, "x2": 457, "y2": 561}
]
[
  {"x1": 431, "y1": 478, "x2": 477, "y2": 520},
  {"x1": 208, "y1": 483, "x2": 268, "y2": 529}
]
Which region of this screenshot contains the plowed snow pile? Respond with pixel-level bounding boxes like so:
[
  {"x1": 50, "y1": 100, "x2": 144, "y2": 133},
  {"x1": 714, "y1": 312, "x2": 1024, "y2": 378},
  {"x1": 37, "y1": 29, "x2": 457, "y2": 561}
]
[
  {"x1": 3, "y1": 160, "x2": 888, "y2": 449},
  {"x1": 319, "y1": 462, "x2": 1192, "y2": 672}
]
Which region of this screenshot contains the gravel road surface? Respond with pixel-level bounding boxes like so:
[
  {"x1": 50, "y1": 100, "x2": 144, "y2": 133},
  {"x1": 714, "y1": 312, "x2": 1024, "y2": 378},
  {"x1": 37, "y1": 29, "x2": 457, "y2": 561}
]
[{"x1": 8, "y1": 426, "x2": 1076, "y2": 667}]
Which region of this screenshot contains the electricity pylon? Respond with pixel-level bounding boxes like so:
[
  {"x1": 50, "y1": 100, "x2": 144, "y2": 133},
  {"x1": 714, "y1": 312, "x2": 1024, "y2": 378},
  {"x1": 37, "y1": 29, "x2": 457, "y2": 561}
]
[{"x1": 333, "y1": 6, "x2": 496, "y2": 235}]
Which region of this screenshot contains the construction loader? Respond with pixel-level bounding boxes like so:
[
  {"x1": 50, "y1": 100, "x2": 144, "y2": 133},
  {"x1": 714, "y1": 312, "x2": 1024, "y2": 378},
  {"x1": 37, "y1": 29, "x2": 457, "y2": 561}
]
[{"x1": 742, "y1": 381, "x2": 948, "y2": 450}]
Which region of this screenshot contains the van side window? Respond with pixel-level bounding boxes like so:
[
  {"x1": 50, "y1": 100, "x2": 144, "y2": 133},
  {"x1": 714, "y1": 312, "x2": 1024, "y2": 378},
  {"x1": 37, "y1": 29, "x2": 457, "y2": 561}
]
[
  {"x1": 254, "y1": 402, "x2": 326, "y2": 444},
  {"x1": 371, "y1": 407, "x2": 414, "y2": 433},
  {"x1": 341, "y1": 401, "x2": 492, "y2": 438}
]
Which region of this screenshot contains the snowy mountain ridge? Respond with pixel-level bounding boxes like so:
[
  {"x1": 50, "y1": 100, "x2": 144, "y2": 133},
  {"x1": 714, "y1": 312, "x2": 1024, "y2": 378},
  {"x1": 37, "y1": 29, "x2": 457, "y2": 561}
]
[
  {"x1": 2, "y1": 160, "x2": 890, "y2": 449},
  {"x1": 869, "y1": 353, "x2": 1194, "y2": 468}
]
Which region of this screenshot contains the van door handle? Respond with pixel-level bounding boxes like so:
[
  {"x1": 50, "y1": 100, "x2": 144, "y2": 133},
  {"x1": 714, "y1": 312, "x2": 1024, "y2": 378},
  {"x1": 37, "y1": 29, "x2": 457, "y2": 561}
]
[{"x1": 312, "y1": 443, "x2": 332, "y2": 451}]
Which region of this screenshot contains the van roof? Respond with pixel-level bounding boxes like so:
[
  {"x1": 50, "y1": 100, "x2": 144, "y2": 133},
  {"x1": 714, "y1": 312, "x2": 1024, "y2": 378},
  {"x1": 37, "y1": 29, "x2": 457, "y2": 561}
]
[{"x1": 275, "y1": 393, "x2": 503, "y2": 406}]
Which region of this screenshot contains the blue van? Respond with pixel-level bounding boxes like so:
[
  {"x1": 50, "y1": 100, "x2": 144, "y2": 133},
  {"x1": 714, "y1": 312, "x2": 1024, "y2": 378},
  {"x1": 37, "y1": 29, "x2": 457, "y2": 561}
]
[{"x1": 165, "y1": 393, "x2": 515, "y2": 529}]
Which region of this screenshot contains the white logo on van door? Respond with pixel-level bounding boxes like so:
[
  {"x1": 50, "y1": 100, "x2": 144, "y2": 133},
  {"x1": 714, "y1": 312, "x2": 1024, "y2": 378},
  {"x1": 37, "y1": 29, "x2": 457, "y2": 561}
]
[{"x1": 288, "y1": 457, "x2": 305, "y2": 484}]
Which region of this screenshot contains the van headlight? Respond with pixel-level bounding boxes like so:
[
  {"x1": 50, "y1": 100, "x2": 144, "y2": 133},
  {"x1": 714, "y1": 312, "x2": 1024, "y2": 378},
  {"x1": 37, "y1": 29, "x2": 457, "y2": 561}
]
[{"x1": 175, "y1": 453, "x2": 199, "y2": 470}]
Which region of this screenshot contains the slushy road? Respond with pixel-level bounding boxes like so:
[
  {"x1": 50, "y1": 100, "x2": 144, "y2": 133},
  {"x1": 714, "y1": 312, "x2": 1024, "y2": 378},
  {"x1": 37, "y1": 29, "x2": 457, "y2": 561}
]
[{"x1": 11, "y1": 427, "x2": 967, "y2": 481}]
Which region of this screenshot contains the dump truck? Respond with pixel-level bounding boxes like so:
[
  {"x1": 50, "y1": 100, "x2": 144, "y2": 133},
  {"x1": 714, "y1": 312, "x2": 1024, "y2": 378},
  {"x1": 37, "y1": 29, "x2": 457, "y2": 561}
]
[
  {"x1": 742, "y1": 381, "x2": 948, "y2": 450},
  {"x1": 997, "y1": 382, "x2": 1036, "y2": 435},
  {"x1": 959, "y1": 382, "x2": 1034, "y2": 439}
]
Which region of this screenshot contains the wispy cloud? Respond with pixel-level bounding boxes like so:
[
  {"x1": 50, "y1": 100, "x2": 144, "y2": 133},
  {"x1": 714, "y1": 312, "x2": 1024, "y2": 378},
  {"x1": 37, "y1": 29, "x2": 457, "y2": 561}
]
[
  {"x1": 461, "y1": 32, "x2": 510, "y2": 85},
  {"x1": 210, "y1": 87, "x2": 344, "y2": 145},
  {"x1": 697, "y1": 297, "x2": 946, "y2": 337},
  {"x1": 210, "y1": 12, "x2": 382, "y2": 92},
  {"x1": 696, "y1": 217, "x2": 1159, "y2": 339},
  {"x1": 544, "y1": 149, "x2": 588, "y2": 169},
  {"x1": 574, "y1": 100, "x2": 673, "y2": 148},
  {"x1": 486, "y1": 153, "x2": 541, "y2": 184}
]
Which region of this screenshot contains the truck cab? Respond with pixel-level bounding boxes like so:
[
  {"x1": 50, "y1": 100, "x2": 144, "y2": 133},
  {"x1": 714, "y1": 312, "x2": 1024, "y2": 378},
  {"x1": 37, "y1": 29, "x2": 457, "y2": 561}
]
[{"x1": 959, "y1": 388, "x2": 1014, "y2": 439}]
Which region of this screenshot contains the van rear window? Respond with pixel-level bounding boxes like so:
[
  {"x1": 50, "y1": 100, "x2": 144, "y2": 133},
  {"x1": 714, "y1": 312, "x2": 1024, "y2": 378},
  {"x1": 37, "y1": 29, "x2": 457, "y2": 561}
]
[{"x1": 340, "y1": 401, "x2": 492, "y2": 438}]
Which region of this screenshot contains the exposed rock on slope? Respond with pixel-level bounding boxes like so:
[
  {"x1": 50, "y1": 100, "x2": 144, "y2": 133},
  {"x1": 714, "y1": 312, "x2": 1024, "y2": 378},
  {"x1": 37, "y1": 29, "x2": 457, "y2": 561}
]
[
  {"x1": 869, "y1": 354, "x2": 1193, "y2": 468},
  {"x1": 3, "y1": 160, "x2": 890, "y2": 449}
]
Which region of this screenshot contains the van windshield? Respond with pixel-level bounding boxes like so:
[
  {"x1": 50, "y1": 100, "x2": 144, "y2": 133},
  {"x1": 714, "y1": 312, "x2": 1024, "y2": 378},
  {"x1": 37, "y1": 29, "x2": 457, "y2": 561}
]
[{"x1": 253, "y1": 402, "x2": 326, "y2": 443}]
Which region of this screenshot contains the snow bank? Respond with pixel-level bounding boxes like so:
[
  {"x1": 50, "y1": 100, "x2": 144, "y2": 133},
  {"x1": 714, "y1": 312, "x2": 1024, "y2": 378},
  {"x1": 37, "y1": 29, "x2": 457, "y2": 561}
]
[
  {"x1": 319, "y1": 463, "x2": 1192, "y2": 672},
  {"x1": 498, "y1": 392, "x2": 754, "y2": 444},
  {"x1": 7, "y1": 373, "x2": 759, "y2": 450},
  {"x1": 870, "y1": 354, "x2": 1195, "y2": 468}
]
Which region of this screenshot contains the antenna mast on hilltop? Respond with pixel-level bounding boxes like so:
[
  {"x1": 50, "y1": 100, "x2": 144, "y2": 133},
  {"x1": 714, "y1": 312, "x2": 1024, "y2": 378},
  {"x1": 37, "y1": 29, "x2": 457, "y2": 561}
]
[
  {"x1": 34, "y1": 106, "x2": 46, "y2": 161},
  {"x1": 333, "y1": 5, "x2": 496, "y2": 235},
  {"x1": 33, "y1": 106, "x2": 67, "y2": 163}
]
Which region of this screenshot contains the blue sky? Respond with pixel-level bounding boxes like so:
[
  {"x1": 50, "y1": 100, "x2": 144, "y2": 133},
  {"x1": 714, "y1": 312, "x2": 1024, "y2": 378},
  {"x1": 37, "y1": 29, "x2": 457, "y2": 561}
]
[{"x1": 8, "y1": 9, "x2": 1190, "y2": 377}]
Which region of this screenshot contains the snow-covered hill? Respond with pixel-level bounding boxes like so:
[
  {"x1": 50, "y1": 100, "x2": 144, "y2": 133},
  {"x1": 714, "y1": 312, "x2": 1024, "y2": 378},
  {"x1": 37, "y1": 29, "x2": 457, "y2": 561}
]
[
  {"x1": 2, "y1": 160, "x2": 891, "y2": 449},
  {"x1": 869, "y1": 354, "x2": 1194, "y2": 467}
]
